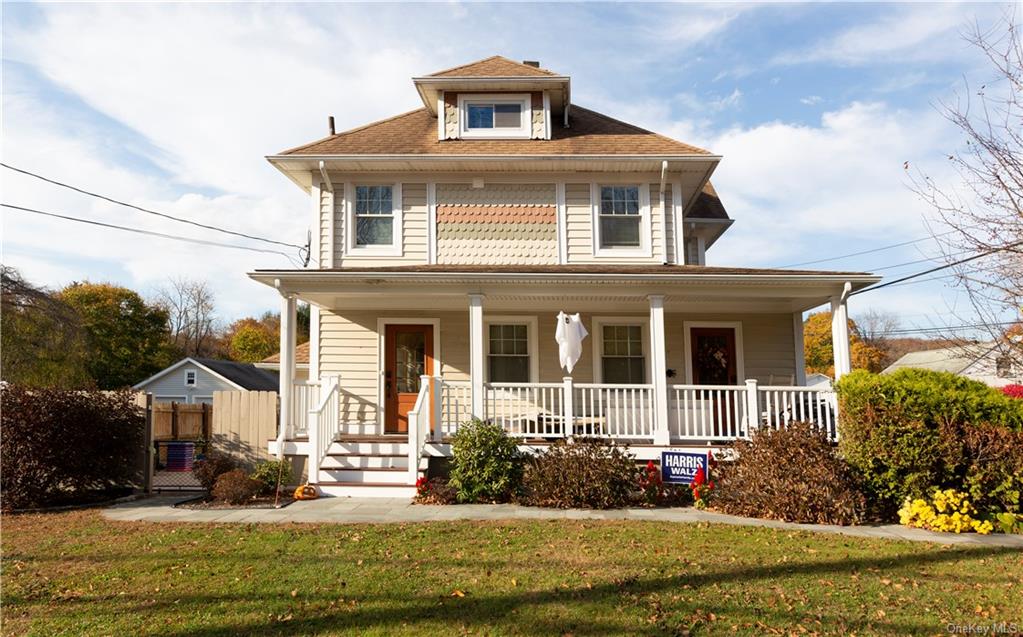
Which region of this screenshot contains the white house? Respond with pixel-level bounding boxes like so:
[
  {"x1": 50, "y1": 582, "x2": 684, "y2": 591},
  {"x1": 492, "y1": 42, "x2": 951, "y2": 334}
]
[
  {"x1": 133, "y1": 358, "x2": 279, "y2": 404},
  {"x1": 883, "y1": 343, "x2": 1022, "y2": 388},
  {"x1": 248, "y1": 56, "x2": 879, "y2": 496}
]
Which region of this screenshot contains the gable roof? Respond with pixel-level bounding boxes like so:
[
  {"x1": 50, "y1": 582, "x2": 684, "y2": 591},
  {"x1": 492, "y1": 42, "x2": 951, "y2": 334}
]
[
  {"x1": 279, "y1": 105, "x2": 711, "y2": 157},
  {"x1": 882, "y1": 343, "x2": 997, "y2": 375},
  {"x1": 688, "y1": 182, "x2": 729, "y2": 220},
  {"x1": 132, "y1": 357, "x2": 279, "y2": 392},
  {"x1": 261, "y1": 341, "x2": 311, "y2": 366},
  {"x1": 426, "y1": 55, "x2": 559, "y2": 78}
]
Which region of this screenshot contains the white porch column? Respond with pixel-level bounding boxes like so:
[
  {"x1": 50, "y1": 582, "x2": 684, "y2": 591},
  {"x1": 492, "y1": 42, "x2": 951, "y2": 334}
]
[
  {"x1": 830, "y1": 283, "x2": 852, "y2": 380},
  {"x1": 793, "y1": 311, "x2": 807, "y2": 386},
  {"x1": 469, "y1": 293, "x2": 485, "y2": 419},
  {"x1": 277, "y1": 291, "x2": 297, "y2": 458},
  {"x1": 648, "y1": 295, "x2": 670, "y2": 445}
]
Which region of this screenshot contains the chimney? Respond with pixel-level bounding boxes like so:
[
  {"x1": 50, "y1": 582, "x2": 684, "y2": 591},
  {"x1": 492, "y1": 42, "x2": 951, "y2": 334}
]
[
  {"x1": 522, "y1": 60, "x2": 540, "y2": 68},
  {"x1": 328, "y1": 116, "x2": 336, "y2": 135}
]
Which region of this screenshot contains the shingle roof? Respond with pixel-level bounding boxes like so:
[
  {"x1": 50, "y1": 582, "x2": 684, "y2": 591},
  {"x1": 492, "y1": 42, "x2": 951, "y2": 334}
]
[
  {"x1": 689, "y1": 182, "x2": 729, "y2": 220},
  {"x1": 278, "y1": 106, "x2": 711, "y2": 156},
  {"x1": 882, "y1": 344, "x2": 995, "y2": 375},
  {"x1": 261, "y1": 341, "x2": 310, "y2": 365},
  {"x1": 294, "y1": 264, "x2": 871, "y2": 277},
  {"x1": 195, "y1": 358, "x2": 279, "y2": 391},
  {"x1": 426, "y1": 55, "x2": 559, "y2": 78}
]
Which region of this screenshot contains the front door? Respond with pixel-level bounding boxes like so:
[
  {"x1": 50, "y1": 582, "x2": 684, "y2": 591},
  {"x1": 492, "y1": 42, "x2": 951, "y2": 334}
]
[
  {"x1": 690, "y1": 327, "x2": 739, "y2": 437},
  {"x1": 384, "y1": 324, "x2": 434, "y2": 434}
]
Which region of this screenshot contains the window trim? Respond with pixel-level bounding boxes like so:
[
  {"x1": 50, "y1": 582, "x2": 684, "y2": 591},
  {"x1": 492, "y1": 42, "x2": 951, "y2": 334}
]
[
  {"x1": 457, "y1": 93, "x2": 531, "y2": 139},
  {"x1": 590, "y1": 182, "x2": 652, "y2": 258},
  {"x1": 184, "y1": 370, "x2": 197, "y2": 387},
  {"x1": 344, "y1": 182, "x2": 403, "y2": 256},
  {"x1": 591, "y1": 317, "x2": 651, "y2": 384},
  {"x1": 483, "y1": 315, "x2": 539, "y2": 383},
  {"x1": 682, "y1": 321, "x2": 746, "y2": 385}
]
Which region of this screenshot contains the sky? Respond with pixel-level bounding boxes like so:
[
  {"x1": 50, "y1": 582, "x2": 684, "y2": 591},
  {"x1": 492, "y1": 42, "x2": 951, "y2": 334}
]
[{"x1": 1, "y1": 2, "x2": 1015, "y2": 333}]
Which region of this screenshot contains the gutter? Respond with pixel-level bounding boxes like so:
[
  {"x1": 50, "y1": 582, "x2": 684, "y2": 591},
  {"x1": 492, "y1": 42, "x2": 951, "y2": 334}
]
[{"x1": 267, "y1": 153, "x2": 721, "y2": 163}]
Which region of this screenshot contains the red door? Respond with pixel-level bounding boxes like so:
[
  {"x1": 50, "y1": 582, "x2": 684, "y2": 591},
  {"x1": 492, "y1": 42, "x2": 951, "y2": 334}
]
[
  {"x1": 384, "y1": 324, "x2": 434, "y2": 434},
  {"x1": 690, "y1": 327, "x2": 739, "y2": 437}
]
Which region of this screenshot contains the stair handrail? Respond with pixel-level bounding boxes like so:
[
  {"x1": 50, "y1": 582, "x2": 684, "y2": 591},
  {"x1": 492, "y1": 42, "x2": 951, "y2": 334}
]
[
  {"x1": 406, "y1": 377, "x2": 431, "y2": 486},
  {"x1": 307, "y1": 376, "x2": 340, "y2": 484}
]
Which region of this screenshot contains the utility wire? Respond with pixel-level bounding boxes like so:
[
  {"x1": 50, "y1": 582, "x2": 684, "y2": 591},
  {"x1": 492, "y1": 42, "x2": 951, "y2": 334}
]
[
  {"x1": 777, "y1": 230, "x2": 958, "y2": 269},
  {"x1": 3, "y1": 203, "x2": 301, "y2": 265},
  {"x1": 884, "y1": 321, "x2": 1021, "y2": 335},
  {"x1": 1, "y1": 162, "x2": 305, "y2": 251},
  {"x1": 851, "y1": 240, "x2": 1023, "y2": 296}
]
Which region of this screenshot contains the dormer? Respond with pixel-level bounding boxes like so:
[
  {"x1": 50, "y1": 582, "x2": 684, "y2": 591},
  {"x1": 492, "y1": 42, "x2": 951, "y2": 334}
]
[{"x1": 412, "y1": 56, "x2": 571, "y2": 141}]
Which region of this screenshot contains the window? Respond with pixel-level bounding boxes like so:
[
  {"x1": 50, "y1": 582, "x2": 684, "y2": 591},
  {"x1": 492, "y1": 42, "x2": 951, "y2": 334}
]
[
  {"x1": 599, "y1": 186, "x2": 641, "y2": 248},
  {"x1": 601, "y1": 325, "x2": 645, "y2": 384},
  {"x1": 997, "y1": 355, "x2": 1013, "y2": 378},
  {"x1": 184, "y1": 370, "x2": 197, "y2": 387},
  {"x1": 488, "y1": 324, "x2": 530, "y2": 383},
  {"x1": 354, "y1": 185, "x2": 394, "y2": 246},
  {"x1": 458, "y1": 94, "x2": 530, "y2": 138},
  {"x1": 467, "y1": 103, "x2": 522, "y2": 129}
]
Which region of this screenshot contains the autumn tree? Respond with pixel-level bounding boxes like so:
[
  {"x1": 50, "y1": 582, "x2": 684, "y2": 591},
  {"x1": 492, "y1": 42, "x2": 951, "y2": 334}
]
[
  {"x1": 59, "y1": 282, "x2": 174, "y2": 389},
  {"x1": 803, "y1": 311, "x2": 886, "y2": 377},
  {"x1": 154, "y1": 278, "x2": 221, "y2": 358},
  {"x1": 228, "y1": 319, "x2": 277, "y2": 362},
  {"x1": 0, "y1": 267, "x2": 91, "y2": 388}
]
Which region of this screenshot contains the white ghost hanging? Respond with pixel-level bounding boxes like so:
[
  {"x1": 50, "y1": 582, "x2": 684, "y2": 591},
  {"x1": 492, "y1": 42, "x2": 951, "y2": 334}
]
[{"x1": 555, "y1": 311, "x2": 588, "y2": 373}]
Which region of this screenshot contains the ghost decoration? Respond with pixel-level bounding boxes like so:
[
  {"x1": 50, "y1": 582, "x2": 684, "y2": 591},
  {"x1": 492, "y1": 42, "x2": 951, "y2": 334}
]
[{"x1": 555, "y1": 311, "x2": 588, "y2": 374}]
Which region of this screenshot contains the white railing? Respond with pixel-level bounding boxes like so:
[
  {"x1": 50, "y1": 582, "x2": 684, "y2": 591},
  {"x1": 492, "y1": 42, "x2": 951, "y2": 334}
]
[
  {"x1": 307, "y1": 377, "x2": 339, "y2": 481},
  {"x1": 670, "y1": 384, "x2": 750, "y2": 441},
  {"x1": 573, "y1": 383, "x2": 655, "y2": 440},
  {"x1": 406, "y1": 377, "x2": 431, "y2": 485},
  {"x1": 485, "y1": 383, "x2": 565, "y2": 438},
  {"x1": 290, "y1": 380, "x2": 319, "y2": 437},
  {"x1": 439, "y1": 380, "x2": 472, "y2": 439},
  {"x1": 759, "y1": 385, "x2": 839, "y2": 440}
]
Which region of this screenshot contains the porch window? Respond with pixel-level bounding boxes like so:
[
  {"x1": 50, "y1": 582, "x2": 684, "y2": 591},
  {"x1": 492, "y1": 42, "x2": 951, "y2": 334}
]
[
  {"x1": 601, "y1": 325, "x2": 645, "y2": 384},
  {"x1": 598, "y1": 186, "x2": 641, "y2": 248},
  {"x1": 488, "y1": 324, "x2": 530, "y2": 383},
  {"x1": 354, "y1": 185, "x2": 394, "y2": 246}
]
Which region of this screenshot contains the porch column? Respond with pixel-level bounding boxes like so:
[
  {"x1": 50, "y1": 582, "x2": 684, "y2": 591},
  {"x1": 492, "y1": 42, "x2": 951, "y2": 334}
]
[
  {"x1": 469, "y1": 293, "x2": 485, "y2": 418},
  {"x1": 830, "y1": 283, "x2": 852, "y2": 380},
  {"x1": 277, "y1": 292, "x2": 297, "y2": 458},
  {"x1": 648, "y1": 295, "x2": 670, "y2": 445}
]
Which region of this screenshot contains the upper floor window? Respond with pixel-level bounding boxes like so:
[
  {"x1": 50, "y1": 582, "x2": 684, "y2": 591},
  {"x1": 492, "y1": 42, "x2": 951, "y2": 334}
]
[
  {"x1": 184, "y1": 370, "x2": 197, "y2": 387},
  {"x1": 591, "y1": 183, "x2": 651, "y2": 257},
  {"x1": 459, "y1": 94, "x2": 530, "y2": 139},
  {"x1": 345, "y1": 183, "x2": 402, "y2": 256}
]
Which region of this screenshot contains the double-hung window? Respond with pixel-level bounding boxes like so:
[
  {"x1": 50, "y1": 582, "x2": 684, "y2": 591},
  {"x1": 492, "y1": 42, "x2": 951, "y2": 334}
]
[
  {"x1": 599, "y1": 186, "x2": 641, "y2": 248},
  {"x1": 487, "y1": 324, "x2": 530, "y2": 383},
  {"x1": 354, "y1": 185, "x2": 394, "y2": 247},
  {"x1": 600, "y1": 325, "x2": 646, "y2": 384},
  {"x1": 459, "y1": 94, "x2": 530, "y2": 139},
  {"x1": 184, "y1": 370, "x2": 197, "y2": 387}
]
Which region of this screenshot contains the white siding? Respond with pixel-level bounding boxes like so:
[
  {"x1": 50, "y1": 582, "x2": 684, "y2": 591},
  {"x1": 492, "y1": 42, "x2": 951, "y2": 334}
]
[
  {"x1": 564, "y1": 182, "x2": 672, "y2": 264},
  {"x1": 327, "y1": 183, "x2": 429, "y2": 267}
]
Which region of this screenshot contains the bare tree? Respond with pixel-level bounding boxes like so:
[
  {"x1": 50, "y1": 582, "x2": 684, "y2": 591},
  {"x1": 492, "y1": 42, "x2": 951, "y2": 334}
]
[
  {"x1": 154, "y1": 278, "x2": 220, "y2": 358},
  {"x1": 856, "y1": 309, "x2": 901, "y2": 349},
  {"x1": 911, "y1": 11, "x2": 1023, "y2": 365}
]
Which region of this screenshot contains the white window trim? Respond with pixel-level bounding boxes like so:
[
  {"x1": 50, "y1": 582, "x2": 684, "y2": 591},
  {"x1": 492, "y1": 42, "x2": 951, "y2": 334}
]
[
  {"x1": 682, "y1": 321, "x2": 746, "y2": 385},
  {"x1": 458, "y1": 93, "x2": 531, "y2": 140},
  {"x1": 483, "y1": 315, "x2": 540, "y2": 383},
  {"x1": 590, "y1": 183, "x2": 653, "y2": 258},
  {"x1": 345, "y1": 182, "x2": 403, "y2": 257},
  {"x1": 375, "y1": 318, "x2": 442, "y2": 431},
  {"x1": 192, "y1": 395, "x2": 213, "y2": 405},
  {"x1": 184, "y1": 370, "x2": 197, "y2": 387},
  {"x1": 591, "y1": 316, "x2": 652, "y2": 384}
]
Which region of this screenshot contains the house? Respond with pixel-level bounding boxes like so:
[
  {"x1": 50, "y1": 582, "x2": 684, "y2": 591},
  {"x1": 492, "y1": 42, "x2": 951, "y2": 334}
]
[
  {"x1": 133, "y1": 358, "x2": 279, "y2": 404},
  {"x1": 257, "y1": 341, "x2": 311, "y2": 381},
  {"x1": 883, "y1": 342, "x2": 1022, "y2": 387},
  {"x1": 249, "y1": 56, "x2": 880, "y2": 496}
]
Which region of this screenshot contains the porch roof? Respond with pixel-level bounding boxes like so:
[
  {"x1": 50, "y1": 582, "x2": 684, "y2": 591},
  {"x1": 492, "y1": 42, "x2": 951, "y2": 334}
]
[{"x1": 250, "y1": 265, "x2": 879, "y2": 314}]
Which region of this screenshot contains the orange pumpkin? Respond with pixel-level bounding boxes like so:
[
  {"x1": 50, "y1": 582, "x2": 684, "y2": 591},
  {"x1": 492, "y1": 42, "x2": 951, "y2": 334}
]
[{"x1": 293, "y1": 484, "x2": 318, "y2": 500}]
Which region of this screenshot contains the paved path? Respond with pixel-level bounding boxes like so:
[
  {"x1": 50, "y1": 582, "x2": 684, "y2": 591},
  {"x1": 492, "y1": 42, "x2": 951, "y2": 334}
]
[{"x1": 103, "y1": 495, "x2": 1023, "y2": 548}]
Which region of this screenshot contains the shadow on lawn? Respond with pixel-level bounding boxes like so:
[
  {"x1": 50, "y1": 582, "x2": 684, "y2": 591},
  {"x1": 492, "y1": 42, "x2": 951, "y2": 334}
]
[{"x1": 132, "y1": 544, "x2": 1017, "y2": 636}]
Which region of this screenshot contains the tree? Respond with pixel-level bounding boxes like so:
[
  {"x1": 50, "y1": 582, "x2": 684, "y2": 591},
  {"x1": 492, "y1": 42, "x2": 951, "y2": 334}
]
[
  {"x1": 803, "y1": 311, "x2": 886, "y2": 377},
  {"x1": 0, "y1": 267, "x2": 91, "y2": 388},
  {"x1": 154, "y1": 278, "x2": 221, "y2": 358},
  {"x1": 856, "y1": 308, "x2": 901, "y2": 368},
  {"x1": 59, "y1": 282, "x2": 174, "y2": 389},
  {"x1": 229, "y1": 320, "x2": 277, "y2": 362},
  {"x1": 911, "y1": 14, "x2": 1023, "y2": 365}
]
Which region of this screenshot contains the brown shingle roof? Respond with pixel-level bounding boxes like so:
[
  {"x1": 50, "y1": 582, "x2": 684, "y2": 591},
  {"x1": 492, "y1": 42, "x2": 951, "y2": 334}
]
[
  {"x1": 279, "y1": 106, "x2": 711, "y2": 156},
  {"x1": 426, "y1": 55, "x2": 559, "y2": 78},
  {"x1": 262, "y1": 341, "x2": 310, "y2": 365},
  {"x1": 281, "y1": 264, "x2": 871, "y2": 277},
  {"x1": 689, "y1": 182, "x2": 729, "y2": 220}
]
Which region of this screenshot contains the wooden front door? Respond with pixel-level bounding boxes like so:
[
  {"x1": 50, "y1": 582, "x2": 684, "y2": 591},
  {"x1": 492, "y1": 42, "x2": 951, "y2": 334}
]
[
  {"x1": 690, "y1": 327, "x2": 739, "y2": 437},
  {"x1": 384, "y1": 324, "x2": 434, "y2": 434}
]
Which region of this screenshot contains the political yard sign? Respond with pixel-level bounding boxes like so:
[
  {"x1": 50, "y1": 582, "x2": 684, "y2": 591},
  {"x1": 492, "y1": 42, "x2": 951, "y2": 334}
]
[{"x1": 661, "y1": 451, "x2": 709, "y2": 484}]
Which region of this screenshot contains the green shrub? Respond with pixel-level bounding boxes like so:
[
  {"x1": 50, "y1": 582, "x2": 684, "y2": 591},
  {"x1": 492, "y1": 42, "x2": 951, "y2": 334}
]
[
  {"x1": 961, "y1": 424, "x2": 1023, "y2": 514},
  {"x1": 192, "y1": 452, "x2": 237, "y2": 493},
  {"x1": 714, "y1": 422, "x2": 868, "y2": 525},
  {"x1": 211, "y1": 469, "x2": 261, "y2": 504},
  {"x1": 250, "y1": 459, "x2": 293, "y2": 495},
  {"x1": 448, "y1": 419, "x2": 523, "y2": 503},
  {"x1": 519, "y1": 438, "x2": 638, "y2": 509},
  {"x1": 836, "y1": 369, "x2": 1023, "y2": 516}
]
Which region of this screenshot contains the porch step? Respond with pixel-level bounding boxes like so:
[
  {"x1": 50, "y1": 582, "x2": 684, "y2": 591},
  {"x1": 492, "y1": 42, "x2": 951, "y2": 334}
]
[
  {"x1": 322, "y1": 452, "x2": 409, "y2": 470},
  {"x1": 314, "y1": 482, "x2": 418, "y2": 499},
  {"x1": 319, "y1": 467, "x2": 413, "y2": 485},
  {"x1": 329, "y1": 441, "x2": 409, "y2": 455}
]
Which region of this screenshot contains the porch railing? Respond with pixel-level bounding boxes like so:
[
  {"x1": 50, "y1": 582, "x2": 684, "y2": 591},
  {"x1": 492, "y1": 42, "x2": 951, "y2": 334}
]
[
  {"x1": 290, "y1": 380, "x2": 319, "y2": 438},
  {"x1": 307, "y1": 377, "x2": 339, "y2": 481},
  {"x1": 759, "y1": 385, "x2": 839, "y2": 440},
  {"x1": 574, "y1": 383, "x2": 655, "y2": 439},
  {"x1": 406, "y1": 377, "x2": 431, "y2": 485}
]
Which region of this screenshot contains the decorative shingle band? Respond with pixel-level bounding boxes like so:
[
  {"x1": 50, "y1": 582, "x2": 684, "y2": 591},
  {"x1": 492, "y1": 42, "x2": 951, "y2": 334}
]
[{"x1": 437, "y1": 205, "x2": 556, "y2": 224}]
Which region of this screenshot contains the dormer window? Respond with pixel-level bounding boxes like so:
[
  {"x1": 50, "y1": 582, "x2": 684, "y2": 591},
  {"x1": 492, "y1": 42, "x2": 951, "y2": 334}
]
[{"x1": 459, "y1": 94, "x2": 530, "y2": 139}]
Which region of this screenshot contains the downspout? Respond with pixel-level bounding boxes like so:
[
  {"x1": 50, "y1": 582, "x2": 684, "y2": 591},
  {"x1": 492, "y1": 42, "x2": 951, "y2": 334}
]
[{"x1": 659, "y1": 160, "x2": 669, "y2": 265}]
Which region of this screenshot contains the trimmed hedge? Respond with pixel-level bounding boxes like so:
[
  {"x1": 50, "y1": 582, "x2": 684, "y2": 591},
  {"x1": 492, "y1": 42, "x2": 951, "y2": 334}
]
[
  {"x1": 1, "y1": 385, "x2": 145, "y2": 510},
  {"x1": 836, "y1": 369, "x2": 1023, "y2": 516}
]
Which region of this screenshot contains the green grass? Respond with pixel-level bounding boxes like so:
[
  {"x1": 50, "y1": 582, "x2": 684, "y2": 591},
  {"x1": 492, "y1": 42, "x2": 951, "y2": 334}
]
[{"x1": 3, "y1": 509, "x2": 1021, "y2": 636}]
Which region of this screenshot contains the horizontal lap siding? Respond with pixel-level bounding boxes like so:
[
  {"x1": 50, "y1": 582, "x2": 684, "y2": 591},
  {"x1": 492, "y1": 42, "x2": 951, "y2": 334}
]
[
  {"x1": 664, "y1": 313, "x2": 796, "y2": 384},
  {"x1": 330, "y1": 183, "x2": 429, "y2": 267},
  {"x1": 565, "y1": 182, "x2": 670, "y2": 264},
  {"x1": 319, "y1": 188, "x2": 333, "y2": 266}
]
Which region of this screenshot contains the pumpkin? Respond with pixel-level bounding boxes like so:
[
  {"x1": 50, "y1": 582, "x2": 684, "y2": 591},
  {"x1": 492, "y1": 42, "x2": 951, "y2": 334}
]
[{"x1": 293, "y1": 484, "x2": 318, "y2": 500}]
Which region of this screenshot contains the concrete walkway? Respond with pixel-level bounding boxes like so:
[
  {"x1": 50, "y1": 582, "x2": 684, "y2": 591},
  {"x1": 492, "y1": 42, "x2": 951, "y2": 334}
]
[{"x1": 102, "y1": 495, "x2": 1023, "y2": 547}]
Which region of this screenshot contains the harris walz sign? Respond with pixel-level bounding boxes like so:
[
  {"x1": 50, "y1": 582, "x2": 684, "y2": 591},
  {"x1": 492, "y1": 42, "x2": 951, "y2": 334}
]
[{"x1": 660, "y1": 451, "x2": 710, "y2": 484}]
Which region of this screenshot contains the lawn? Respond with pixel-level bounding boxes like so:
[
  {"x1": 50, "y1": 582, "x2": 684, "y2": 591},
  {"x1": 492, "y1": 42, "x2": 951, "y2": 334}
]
[{"x1": 2, "y1": 509, "x2": 1021, "y2": 636}]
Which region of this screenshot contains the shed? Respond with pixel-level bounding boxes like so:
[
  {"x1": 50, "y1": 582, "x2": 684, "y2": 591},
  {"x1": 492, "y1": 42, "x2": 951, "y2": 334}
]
[{"x1": 133, "y1": 358, "x2": 279, "y2": 404}]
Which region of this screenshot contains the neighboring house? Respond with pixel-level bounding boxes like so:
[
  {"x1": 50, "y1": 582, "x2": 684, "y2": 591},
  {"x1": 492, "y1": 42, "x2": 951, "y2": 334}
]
[
  {"x1": 883, "y1": 343, "x2": 1022, "y2": 388},
  {"x1": 133, "y1": 358, "x2": 279, "y2": 404},
  {"x1": 249, "y1": 56, "x2": 879, "y2": 496},
  {"x1": 257, "y1": 341, "x2": 311, "y2": 381},
  {"x1": 805, "y1": 373, "x2": 833, "y2": 389}
]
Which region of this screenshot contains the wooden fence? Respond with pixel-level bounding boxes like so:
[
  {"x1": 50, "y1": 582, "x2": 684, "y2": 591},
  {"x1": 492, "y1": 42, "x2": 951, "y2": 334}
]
[
  {"x1": 211, "y1": 391, "x2": 278, "y2": 471},
  {"x1": 153, "y1": 402, "x2": 212, "y2": 441}
]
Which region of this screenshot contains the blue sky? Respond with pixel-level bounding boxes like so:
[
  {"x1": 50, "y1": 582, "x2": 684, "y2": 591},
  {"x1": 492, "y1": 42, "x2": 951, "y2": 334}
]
[{"x1": 1, "y1": 2, "x2": 1013, "y2": 331}]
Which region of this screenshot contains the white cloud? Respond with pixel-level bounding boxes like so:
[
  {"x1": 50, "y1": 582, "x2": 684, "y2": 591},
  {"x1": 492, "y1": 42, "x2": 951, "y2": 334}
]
[{"x1": 800, "y1": 95, "x2": 823, "y2": 106}]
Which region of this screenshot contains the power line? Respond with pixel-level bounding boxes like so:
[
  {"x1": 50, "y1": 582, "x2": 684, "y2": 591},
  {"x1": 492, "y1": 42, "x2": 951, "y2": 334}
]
[
  {"x1": 1, "y1": 162, "x2": 305, "y2": 252},
  {"x1": 777, "y1": 230, "x2": 957, "y2": 269},
  {"x1": 851, "y1": 240, "x2": 1023, "y2": 296},
  {"x1": 3, "y1": 203, "x2": 301, "y2": 265},
  {"x1": 885, "y1": 321, "x2": 1020, "y2": 335}
]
